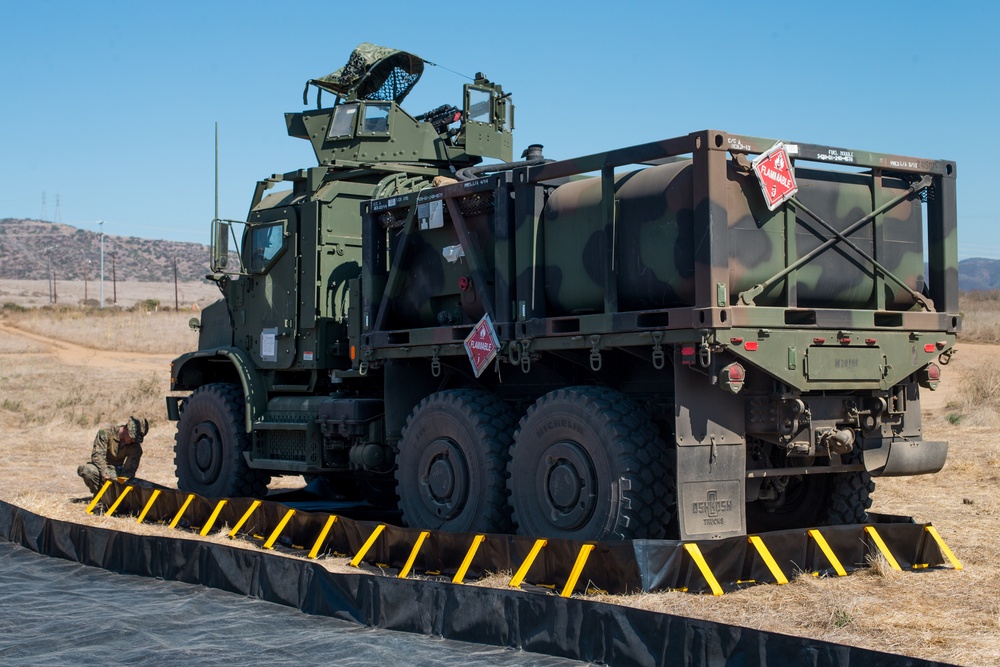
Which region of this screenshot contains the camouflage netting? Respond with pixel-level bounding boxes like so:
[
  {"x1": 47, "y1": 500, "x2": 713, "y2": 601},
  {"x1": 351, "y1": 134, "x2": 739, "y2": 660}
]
[{"x1": 307, "y1": 43, "x2": 424, "y2": 104}]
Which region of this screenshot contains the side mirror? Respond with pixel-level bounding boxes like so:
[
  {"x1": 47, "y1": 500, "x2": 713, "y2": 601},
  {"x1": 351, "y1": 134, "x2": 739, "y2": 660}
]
[{"x1": 211, "y1": 219, "x2": 230, "y2": 271}]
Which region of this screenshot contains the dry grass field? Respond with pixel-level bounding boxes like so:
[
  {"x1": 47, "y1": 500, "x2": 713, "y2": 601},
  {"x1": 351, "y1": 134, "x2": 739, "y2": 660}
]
[
  {"x1": 959, "y1": 290, "x2": 1000, "y2": 345},
  {"x1": 0, "y1": 278, "x2": 219, "y2": 311},
  {"x1": 1, "y1": 282, "x2": 998, "y2": 665}
]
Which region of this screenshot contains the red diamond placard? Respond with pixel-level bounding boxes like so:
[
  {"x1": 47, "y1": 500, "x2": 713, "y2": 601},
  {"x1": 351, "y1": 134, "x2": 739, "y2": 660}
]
[
  {"x1": 752, "y1": 142, "x2": 798, "y2": 211},
  {"x1": 464, "y1": 314, "x2": 500, "y2": 378}
]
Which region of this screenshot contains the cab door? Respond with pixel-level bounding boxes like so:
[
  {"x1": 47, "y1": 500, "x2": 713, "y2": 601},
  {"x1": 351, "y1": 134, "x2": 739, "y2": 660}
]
[{"x1": 242, "y1": 207, "x2": 299, "y2": 368}]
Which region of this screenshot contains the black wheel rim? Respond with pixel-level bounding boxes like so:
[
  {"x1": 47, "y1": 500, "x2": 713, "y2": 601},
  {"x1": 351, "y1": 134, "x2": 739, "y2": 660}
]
[
  {"x1": 416, "y1": 437, "x2": 469, "y2": 521},
  {"x1": 190, "y1": 421, "x2": 223, "y2": 485},
  {"x1": 536, "y1": 440, "x2": 597, "y2": 531}
]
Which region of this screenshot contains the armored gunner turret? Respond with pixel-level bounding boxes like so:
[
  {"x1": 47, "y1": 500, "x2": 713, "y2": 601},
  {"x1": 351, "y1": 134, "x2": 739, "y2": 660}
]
[{"x1": 285, "y1": 43, "x2": 514, "y2": 169}]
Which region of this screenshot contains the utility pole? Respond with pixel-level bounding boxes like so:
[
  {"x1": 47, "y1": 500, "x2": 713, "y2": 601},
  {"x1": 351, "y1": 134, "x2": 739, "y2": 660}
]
[
  {"x1": 111, "y1": 252, "x2": 117, "y2": 306},
  {"x1": 173, "y1": 257, "x2": 179, "y2": 311},
  {"x1": 45, "y1": 247, "x2": 54, "y2": 304},
  {"x1": 98, "y1": 221, "x2": 105, "y2": 310},
  {"x1": 84, "y1": 260, "x2": 89, "y2": 306}
]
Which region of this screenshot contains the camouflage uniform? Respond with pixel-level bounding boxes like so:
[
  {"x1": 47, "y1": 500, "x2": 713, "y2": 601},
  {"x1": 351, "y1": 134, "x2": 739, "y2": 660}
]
[{"x1": 77, "y1": 419, "x2": 145, "y2": 494}]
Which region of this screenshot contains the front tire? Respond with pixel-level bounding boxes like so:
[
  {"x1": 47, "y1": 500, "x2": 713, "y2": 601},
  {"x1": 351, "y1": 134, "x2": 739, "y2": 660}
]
[{"x1": 174, "y1": 383, "x2": 270, "y2": 498}]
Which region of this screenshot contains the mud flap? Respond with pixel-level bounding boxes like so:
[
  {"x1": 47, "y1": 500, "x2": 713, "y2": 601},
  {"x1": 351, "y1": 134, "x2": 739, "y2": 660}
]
[
  {"x1": 862, "y1": 437, "x2": 948, "y2": 477},
  {"x1": 674, "y1": 357, "x2": 747, "y2": 541},
  {"x1": 165, "y1": 396, "x2": 183, "y2": 421}
]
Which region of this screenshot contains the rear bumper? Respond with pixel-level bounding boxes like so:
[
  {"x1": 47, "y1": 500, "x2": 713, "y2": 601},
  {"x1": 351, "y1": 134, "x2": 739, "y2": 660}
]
[{"x1": 862, "y1": 437, "x2": 948, "y2": 477}]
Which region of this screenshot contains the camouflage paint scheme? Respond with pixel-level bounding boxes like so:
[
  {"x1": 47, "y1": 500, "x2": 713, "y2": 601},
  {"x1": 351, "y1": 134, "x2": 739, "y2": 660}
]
[
  {"x1": 169, "y1": 44, "x2": 959, "y2": 542},
  {"x1": 540, "y1": 162, "x2": 924, "y2": 314}
]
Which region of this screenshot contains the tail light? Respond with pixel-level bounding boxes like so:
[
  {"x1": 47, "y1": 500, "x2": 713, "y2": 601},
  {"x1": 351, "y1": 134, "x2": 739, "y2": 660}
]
[
  {"x1": 918, "y1": 363, "x2": 941, "y2": 390},
  {"x1": 719, "y1": 362, "x2": 746, "y2": 394}
]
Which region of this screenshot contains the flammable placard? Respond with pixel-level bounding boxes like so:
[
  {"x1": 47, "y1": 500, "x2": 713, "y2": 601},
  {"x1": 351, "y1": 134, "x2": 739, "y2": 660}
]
[
  {"x1": 752, "y1": 142, "x2": 798, "y2": 211},
  {"x1": 464, "y1": 314, "x2": 500, "y2": 377}
]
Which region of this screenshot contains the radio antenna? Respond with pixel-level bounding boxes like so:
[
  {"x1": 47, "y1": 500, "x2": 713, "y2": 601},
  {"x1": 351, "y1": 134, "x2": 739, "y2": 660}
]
[{"x1": 215, "y1": 122, "x2": 219, "y2": 221}]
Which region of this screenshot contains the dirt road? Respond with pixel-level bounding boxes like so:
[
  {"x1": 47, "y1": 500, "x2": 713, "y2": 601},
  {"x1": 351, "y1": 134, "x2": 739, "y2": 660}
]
[{"x1": 0, "y1": 321, "x2": 171, "y2": 374}]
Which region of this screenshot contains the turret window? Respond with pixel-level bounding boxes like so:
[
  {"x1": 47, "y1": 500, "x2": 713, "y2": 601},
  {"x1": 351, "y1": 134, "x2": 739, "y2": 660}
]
[
  {"x1": 328, "y1": 103, "x2": 359, "y2": 139},
  {"x1": 361, "y1": 103, "x2": 390, "y2": 134}
]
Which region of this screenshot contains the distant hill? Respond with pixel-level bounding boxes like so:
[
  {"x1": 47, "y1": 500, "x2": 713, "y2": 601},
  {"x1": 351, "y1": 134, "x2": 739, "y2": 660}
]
[
  {"x1": 3, "y1": 217, "x2": 999, "y2": 292},
  {"x1": 0, "y1": 218, "x2": 210, "y2": 282},
  {"x1": 958, "y1": 257, "x2": 1000, "y2": 291}
]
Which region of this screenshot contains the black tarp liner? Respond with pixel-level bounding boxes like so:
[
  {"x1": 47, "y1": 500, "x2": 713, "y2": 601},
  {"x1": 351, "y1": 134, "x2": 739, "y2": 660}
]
[
  {"x1": 95, "y1": 482, "x2": 949, "y2": 594},
  {"x1": 0, "y1": 541, "x2": 583, "y2": 667},
  {"x1": 0, "y1": 500, "x2": 955, "y2": 667}
]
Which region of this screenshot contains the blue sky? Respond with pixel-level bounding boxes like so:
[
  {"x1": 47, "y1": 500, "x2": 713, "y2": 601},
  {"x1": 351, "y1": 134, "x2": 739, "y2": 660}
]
[{"x1": 1, "y1": 1, "x2": 998, "y2": 258}]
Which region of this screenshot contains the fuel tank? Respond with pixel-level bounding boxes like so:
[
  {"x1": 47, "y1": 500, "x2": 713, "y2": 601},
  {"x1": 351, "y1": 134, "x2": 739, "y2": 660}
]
[{"x1": 541, "y1": 161, "x2": 924, "y2": 314}]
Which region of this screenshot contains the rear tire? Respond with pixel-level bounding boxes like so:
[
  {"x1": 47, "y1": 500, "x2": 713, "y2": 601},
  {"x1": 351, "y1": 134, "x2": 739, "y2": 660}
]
[
  {"x1": 174, "y1": 383, "x2": 270, "y2": 498},
  {"x1": 746, "y1": 469, "x2": 874, "y2": 533},
  {"x1": 508, "y1": 387, "x2": 673, "y2": 541},
  {"x1": 823, "y1": 470, "x2": 875, "y2": 525},
  {"x1": 396, "y1": 389, "x2": 516, "y2": 533},
  {"x1": 747, "y1": 474, "x2": 830, "y2": 533}
]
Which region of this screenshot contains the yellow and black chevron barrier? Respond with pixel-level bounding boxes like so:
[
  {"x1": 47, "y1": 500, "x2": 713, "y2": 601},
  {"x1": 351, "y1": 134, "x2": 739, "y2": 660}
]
[{"x1": 88, "y1": 481, "x2": 962, "y2": 596}]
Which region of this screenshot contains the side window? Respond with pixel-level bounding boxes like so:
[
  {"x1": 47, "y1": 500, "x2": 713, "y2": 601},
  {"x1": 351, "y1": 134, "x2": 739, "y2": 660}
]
[
  {"x1": 249, "y1": 222, "x2": 285, "y2": 273},
  {"x1": 467, "y1": 88, "x2": 492, "y2": 123},
  {"x1": 361, "y1": 103, "x2": 390, "y2": 134},
  {"x1": 328, "y1": 103, "x2": 359, "y2": 139}
]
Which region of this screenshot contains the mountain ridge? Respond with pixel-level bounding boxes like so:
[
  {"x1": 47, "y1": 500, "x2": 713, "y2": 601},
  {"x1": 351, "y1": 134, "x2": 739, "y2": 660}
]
[
  {"x1": 0, "y1": 218, "x2": 210, "y2": 282},
  {"x1": 2, "y1": 217, "x2": 999, "y2": 291}
]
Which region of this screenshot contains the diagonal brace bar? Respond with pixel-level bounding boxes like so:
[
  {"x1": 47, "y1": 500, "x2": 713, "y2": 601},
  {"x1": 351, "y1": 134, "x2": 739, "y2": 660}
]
[
  {"x1": 739, "y1": 175, "x2": 932, "y2": 307},
  {"x1": 372, "y1": 203, "x2": 420, "y2": 333},
  {"x1": 444, "y1": 197, "x2": 496, "y2": 320},
  {"x1": 788, "y1": 196, "x2": 934, "y2": 311}
]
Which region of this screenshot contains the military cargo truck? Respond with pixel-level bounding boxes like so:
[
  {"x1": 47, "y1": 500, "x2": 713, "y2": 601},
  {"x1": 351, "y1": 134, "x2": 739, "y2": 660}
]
[{"x1": 168, "y1": 44, "x2": 960, "y2": 541}]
